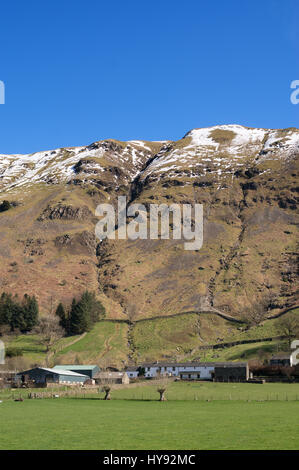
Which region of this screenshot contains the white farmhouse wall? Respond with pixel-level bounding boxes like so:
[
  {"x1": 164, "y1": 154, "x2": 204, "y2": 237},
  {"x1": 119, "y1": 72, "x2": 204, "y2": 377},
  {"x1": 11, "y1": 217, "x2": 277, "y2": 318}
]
[
  {"x1": 127, "y1": 371, "x2": 139, "y2": 378},
  {"x1": 144, "y1": 364, "x2": 215, "y2": 379}
]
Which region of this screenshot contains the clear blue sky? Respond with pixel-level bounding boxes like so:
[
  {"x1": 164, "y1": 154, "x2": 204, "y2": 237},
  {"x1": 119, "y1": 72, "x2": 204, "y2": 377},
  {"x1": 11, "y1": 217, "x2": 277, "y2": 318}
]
[{"x1": 0, "y1": 0, "x2": 298, "y2": 154}]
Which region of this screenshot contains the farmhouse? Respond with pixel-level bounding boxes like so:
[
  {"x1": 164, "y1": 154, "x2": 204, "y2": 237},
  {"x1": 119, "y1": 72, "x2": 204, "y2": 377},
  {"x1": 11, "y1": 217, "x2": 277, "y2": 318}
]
[
  {"x1": 53, "y1": 364, "x2": 99, "y2": 379},
  {"x1": 15, "y1": 367, "x2": 89, "y2": 386},
  {"x1": 94, "y1": 371, "x2": 130, "y2": 385},
  {"x1": 125, "y1": 366, "x2": 139, "y2": 379},
  {"x1": 143, "y1": 362, "x2": 216, "y2": 380},
  {"x1": 141, "y1": 361, "x2": 249, "y2": 381}
]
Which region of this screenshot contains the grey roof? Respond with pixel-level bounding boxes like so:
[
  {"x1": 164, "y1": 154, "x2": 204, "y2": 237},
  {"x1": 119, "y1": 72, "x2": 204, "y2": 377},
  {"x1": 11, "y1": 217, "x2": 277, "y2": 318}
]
[
  {"x1": 17, "y1": 367, "x2": 89, "y2": 378},
  {"x1": 142, "y1": 361, "x2": 248, "y2": 368},
  {"x1": 53, "y1": 365, "x2": 99, "y2": 371},
  {"x1": 270, "y1": 354, "x2": 291, "y2": 360},
  {"x1": 214, "y1": 363, "x2": 248, "y2": 369},
  {"x1": 95, "y1": 371, "x2": 128, "y2": 379}
]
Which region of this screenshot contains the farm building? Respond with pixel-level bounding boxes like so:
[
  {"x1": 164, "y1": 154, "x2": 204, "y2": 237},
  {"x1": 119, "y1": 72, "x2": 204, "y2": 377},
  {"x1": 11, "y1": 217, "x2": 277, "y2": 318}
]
[
  {"x1": 94, "y1": 371, "x2": 130, "y2": 385},
  {"x1": 125, "y1": 367, "x2": 139, "y2": 379},
  {"x1": 53, "y1": 364, "x2": 99, "y2": 379},
  {"x1": 141, "y1": 361, "x2": 249, "y2": 381},
  {"x1": 214, "y1": 363, "x2": 249, "y2": 382},
  {"x1": 15, "y1": 367, "x2": 89, "y2": 386},
  {"x1": 270, "y1": 353, "x2": 292, "y2": 367},
  {"x1": 179, "y1": 370, "x2": 202, "y2": 380},
  {"x1": 143, "y1": 362, "x2": 217, "y2": 380}
]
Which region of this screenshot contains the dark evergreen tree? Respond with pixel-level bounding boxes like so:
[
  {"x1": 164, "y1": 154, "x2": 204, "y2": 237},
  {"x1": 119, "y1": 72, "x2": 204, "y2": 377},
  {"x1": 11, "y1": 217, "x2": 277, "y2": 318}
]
[
  {"x1": 0, "y1": 293, "x2": 11, "y2": 326},
  {"x1": 67, "y1": 291, "x2": 106, "y2": 335},
  {"x1": 22, "y1": 294, "x2": 39, "y2": 331},
  {"x1": 55, "y1": 302, "x2": 68, "y2": 331},
  {"x1": 87, "y1": 291, "x2": 106, "y2": 324},
  {"x1": 69, "y1": 296, "x2": 90, "y2": 335},
  {"x1": 0, "y1": 292, "x2": 39, "y2": 332},
  {"x1": 10, "y1": 296, "x2": 26, "y2": 332}
]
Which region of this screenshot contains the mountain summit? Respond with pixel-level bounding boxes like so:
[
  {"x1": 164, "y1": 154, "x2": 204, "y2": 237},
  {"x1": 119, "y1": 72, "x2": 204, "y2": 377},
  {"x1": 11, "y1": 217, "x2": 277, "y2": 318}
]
[{"x1": 1, "y1": 125, "x2": 298, "y2": 194}]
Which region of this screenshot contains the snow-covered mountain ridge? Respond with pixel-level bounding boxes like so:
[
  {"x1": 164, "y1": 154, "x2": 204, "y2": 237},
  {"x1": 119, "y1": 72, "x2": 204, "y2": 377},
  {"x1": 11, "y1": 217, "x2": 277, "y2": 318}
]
[{"x1": 1, "y1": 125, "x2": 298, "y2": 195}]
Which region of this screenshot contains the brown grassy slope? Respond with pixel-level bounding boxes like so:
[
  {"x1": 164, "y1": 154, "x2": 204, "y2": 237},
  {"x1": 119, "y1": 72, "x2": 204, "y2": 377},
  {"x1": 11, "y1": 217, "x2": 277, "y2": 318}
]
[
  {"x1": 0, "y1": 185, "x2": 124, "y2": 317},
  {"x1": 0, "y1": 129, "x2": 298, "y2": 325},
  {"x1": 97, "y1": 153, "x2": 298, "y2": 321}
]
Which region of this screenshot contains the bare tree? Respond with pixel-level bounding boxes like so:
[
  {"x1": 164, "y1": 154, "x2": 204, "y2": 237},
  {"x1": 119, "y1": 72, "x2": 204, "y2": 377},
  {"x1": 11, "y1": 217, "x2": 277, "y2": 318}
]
[
  {"x1": 0, "y1": 370, "x2": 10, "y2": 389},
  {"x1": 0, "y1": 324, "x2": 11, "y2": 337},
  {"x1": 48, "y1": 295, "x2": 54, "y2": 316},
  {"x1": 98, "y1": 370, "x2": 115, "y2": 400},
  {"x1": 241, "y1": 292, "x2": 278, "y2": 327},
  {"x1": 34, "y1": 315, "x2": 65, "y2": 365},
  {"x1": 96, "y1": 358, "x2": 116, "y2": 400},
  {"x1": 102, "y1": 384, "x2": 112, "y2": 400},
  {"x1": 156, "y1": 373, "x2": 170, "y2": 401},
  {"x1": 5, "y1": 356, "x2": 32, "y2": 372},
  {"x1": 276, "y1": 312, "x2": 299, "y2": 346}
]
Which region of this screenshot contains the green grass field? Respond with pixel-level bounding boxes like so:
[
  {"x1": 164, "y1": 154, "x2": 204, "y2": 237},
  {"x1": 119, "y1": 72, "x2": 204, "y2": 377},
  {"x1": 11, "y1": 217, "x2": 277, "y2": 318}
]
[
  {"x1": 111, "y1": 381, "x2": 299, "y2": 402},
  {"x1": 0, "y1": 382, "x2": 299, "y2": 450},
  {"x1": 0, "y1": 398, "x2": 298, "y2": 450},
  {"x1": 5, "y1": 321, "x2": 130, "y2": 367}
]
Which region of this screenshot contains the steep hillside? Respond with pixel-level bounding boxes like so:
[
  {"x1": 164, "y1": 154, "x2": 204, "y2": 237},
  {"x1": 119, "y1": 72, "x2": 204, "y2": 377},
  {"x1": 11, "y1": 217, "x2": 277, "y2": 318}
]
[{"x1": 0, "y1": 125, "x2": 298, "y2": 341}]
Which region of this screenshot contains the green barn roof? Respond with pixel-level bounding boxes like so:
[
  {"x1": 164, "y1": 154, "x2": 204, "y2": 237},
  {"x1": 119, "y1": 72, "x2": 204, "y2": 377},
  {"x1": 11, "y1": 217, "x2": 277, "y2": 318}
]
[{"x1": 53, "y1": 365, "x2": 99, "y2": 371}]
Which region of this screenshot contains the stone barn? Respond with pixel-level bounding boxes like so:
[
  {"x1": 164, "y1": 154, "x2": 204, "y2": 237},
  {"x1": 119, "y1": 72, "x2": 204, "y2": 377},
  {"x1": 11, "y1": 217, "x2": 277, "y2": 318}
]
[
  {"x1": 214, "y1": 362, "x2": 249, "y2": 382},
  {"x1": 94, "y1": 371, "x2": 130, "y2": 385}
]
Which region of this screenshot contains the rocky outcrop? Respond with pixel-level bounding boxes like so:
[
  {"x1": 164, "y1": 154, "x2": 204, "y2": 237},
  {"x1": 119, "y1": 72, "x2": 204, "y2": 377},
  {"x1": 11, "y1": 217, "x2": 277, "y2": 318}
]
[
  {"x1": 20, "y1": 238, "x2": 46, "y2": 256},
  {"x1": 55, "y1": 231, "x2": 97, "y2": 255},
  {"x1": 38, "y1": 204, "x2": 93, "y2": 221}
]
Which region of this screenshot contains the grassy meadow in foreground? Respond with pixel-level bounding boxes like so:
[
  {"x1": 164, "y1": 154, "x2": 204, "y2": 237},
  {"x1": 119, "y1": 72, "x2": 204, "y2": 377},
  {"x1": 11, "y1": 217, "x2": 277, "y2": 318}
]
[
  {"x1": 0, "y1": 398, "x2": 298, "y2": 450},
  {"x1": 0, "y1": 382, "x2": 299, "y2": 450}
]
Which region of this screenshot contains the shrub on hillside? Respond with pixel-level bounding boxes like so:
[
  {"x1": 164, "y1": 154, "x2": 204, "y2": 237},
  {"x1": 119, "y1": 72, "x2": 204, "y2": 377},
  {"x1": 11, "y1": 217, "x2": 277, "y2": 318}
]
[
  {"x1": 5, "y1": 347, "x2": 23, "y2": 358},
  {"x1": 0, "y1": 200, "x2": 11, "y2": 212}
]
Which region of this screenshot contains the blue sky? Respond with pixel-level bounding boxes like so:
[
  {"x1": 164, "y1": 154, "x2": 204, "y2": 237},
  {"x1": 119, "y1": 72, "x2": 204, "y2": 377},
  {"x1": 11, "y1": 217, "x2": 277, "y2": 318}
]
[{"x1": 0, "y1": 0, "x2": 298, "y2": 154}]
